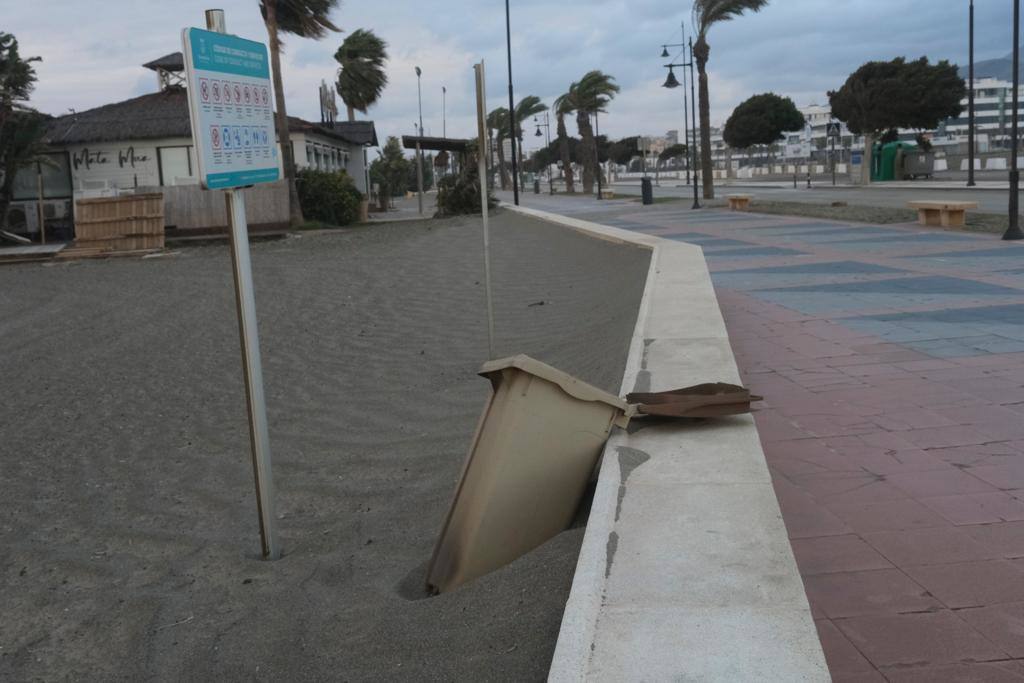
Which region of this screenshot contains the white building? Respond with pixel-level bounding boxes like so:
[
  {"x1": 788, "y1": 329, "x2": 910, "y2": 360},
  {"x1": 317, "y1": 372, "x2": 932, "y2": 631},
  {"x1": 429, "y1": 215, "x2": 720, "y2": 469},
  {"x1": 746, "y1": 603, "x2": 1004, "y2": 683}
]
[{"x1": 7, "y1": 52, "x2": 377, "y2": 239}]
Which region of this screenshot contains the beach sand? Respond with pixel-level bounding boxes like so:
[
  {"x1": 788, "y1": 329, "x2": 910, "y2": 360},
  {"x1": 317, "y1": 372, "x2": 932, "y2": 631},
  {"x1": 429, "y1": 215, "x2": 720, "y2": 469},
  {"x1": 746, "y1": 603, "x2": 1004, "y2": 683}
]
[{"x1": 0, "y1": 210, "x2": 650, "y2": 681}]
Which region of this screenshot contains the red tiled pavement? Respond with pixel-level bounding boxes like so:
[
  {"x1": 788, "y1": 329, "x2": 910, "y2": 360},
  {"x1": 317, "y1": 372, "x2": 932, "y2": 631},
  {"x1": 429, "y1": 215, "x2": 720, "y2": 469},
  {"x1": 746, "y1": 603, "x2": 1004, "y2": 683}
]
[
  {"x1": 686, "y1": 214, "x2": 1024, "y2": 678},
  {"x1": 530, "y1": 196, "x2": 1024, "y2": 677}
]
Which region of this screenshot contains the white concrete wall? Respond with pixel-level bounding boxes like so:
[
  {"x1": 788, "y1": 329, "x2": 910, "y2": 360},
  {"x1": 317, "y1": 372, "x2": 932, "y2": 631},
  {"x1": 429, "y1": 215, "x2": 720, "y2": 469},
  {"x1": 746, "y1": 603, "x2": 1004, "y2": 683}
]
[
  {"x1": 65, "y1": 137, "x2": 196, "y2": 191},
  {"x1": 504, "y1": 205, "x2": 829, "y2": 682}
]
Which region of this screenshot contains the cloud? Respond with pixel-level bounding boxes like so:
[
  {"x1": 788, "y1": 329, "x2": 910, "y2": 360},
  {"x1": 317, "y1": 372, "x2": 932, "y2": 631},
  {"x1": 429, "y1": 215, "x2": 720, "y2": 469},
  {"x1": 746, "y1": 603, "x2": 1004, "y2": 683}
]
[{"x1": 7, "y1": 0, "x2": 1013, "y2": 155}]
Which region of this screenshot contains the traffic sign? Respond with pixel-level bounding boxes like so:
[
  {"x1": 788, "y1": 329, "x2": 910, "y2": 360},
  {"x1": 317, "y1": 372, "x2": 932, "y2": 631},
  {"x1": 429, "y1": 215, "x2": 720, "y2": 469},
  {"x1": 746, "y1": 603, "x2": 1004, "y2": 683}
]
[
  {"x1": 827, "y1": 122, "x2": 842, "y2": 138},
  {"x1": 181, "y1": 27, "x2": 280, "y2": 189}
]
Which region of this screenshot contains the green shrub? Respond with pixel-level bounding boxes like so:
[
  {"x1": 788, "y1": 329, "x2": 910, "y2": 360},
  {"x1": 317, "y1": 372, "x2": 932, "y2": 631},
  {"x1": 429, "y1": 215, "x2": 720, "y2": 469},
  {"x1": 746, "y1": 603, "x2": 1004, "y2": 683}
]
[
  {"x1": 296, "y1": 169, "x2": 363, "y2": 226},
  {"x1": 435, "y1": 165, "x2": 496, "y2": 217}
]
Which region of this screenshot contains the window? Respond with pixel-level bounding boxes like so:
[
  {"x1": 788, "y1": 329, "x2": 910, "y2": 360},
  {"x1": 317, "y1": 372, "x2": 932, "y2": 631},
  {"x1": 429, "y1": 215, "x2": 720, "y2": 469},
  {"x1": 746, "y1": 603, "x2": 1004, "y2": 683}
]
[
  {"x1": 11, "y1": 152, "x2": 72, "y2": 200},
  {"x1": 157, "y1": 146, "x2": 192, "y2": 186}
]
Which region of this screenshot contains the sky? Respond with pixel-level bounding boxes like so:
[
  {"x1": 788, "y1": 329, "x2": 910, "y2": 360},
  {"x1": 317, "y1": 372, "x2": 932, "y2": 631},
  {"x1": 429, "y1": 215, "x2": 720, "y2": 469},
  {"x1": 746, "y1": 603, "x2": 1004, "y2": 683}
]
[{"x1": 4, "y1": 0, "x2": 1016, "y2": 157}]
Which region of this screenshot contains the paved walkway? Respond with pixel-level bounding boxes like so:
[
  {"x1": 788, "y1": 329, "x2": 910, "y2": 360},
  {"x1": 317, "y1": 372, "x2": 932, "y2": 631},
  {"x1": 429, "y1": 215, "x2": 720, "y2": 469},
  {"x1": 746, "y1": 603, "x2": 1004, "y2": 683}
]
[
  {"x1": 604, "y1": 181, "x2": 1024, "y2": 213},
  {"x1": 508, "y1": 193, "x2": 1024, "y2": 681}
]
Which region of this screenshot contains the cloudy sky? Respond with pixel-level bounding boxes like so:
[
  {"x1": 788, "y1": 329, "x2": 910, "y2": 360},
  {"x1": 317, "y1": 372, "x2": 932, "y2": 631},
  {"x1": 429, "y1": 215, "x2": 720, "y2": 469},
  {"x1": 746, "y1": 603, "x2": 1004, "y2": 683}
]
[{"x1": 6, "y1": 0, "x2": 1014, "y2": 156}]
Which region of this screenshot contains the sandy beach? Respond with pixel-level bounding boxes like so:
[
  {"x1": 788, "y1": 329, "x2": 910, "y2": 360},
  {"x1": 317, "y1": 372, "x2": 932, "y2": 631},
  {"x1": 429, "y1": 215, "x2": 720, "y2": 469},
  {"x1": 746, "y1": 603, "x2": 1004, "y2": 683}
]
[{"x1": 0, "y1": 210, "x2": 650, "y2": 681}]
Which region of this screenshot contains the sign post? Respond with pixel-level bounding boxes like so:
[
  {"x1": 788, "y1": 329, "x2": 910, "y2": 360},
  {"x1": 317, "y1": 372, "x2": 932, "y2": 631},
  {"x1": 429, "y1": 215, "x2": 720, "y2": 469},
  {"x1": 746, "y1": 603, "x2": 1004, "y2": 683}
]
[
  {"x1": 474, "y1": 61, "x2": 496, "y2": 360},
  {"x1": 827, "y1": 121, "x2": 841, "y2": 187},
  {"x1": 182, "y1": 11, "x2": 282, "y2": 559}
]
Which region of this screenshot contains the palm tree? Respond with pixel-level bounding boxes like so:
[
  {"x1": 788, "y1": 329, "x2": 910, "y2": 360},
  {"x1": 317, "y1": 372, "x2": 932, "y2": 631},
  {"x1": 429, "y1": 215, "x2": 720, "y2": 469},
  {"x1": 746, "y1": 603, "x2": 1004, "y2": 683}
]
[
  {"x1": 334, "y1": 29, "x2": 388, "y2": 122},
  {"x1": 260, "y1": 0, "x2": 340, "y2": 227},
  {"x1": 572, "y1": 71, "x2": 619, "y2": 195},
  {"x1": 512, "y1": 95, "x2": 548, "y2": 188},
  {"x1": 692, "y1": 0, "x2": 769, "y2": 199},
  {"x1": 552, "y1": 91, "x2": 576, "y2": 193},
  {"x1": 487, "y1": 107, "x2": 510, "y2": 190}
]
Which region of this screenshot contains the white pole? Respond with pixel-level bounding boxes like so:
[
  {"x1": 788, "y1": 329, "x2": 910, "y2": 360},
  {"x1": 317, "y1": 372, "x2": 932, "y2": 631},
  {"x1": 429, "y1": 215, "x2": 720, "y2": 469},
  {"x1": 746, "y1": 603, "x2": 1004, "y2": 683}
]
[
  {"x1": 207, "y1": 8, "x2": 280, "y2": 560},
  {"x1": 474, "y1": 61, "x2": 496, "y2": 359}
]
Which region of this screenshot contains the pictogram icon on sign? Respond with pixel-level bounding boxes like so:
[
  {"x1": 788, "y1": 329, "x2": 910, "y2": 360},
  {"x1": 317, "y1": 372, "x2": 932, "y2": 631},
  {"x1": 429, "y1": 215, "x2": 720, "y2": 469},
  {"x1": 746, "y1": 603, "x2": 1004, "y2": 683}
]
[
  {"x1": 200, "y1": 78, "x2": 210, "y2": 102},
  {"x1": 212, "y1": 81, "x2": 221, "y2": 103},
  {"x1": 234, "y1": 83, "x2": 242, "y2": 103},
  {"x1": 244, "y1": 85, "x2": 251, "y2": 104},
  {"x1": 262, "y1": 87, "x2": 269, "y2": 105},
  {"x1": 210, "y1": 125, "x2": 221, "y2": 149}
]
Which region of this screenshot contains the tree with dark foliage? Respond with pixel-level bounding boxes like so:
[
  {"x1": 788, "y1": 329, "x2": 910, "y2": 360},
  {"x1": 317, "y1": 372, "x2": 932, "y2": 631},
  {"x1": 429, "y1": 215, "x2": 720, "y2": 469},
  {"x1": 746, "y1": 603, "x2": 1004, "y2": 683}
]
[{"x1": 829, "y1": 57, "x2": 965, "y2": 183}]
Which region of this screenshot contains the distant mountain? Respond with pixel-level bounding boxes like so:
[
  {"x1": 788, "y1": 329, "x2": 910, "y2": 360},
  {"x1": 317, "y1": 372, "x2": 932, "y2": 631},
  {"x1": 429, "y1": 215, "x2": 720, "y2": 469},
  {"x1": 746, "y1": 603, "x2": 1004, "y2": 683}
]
[{"x1": 960, "y1": 48, "x2": 1024, "y2": 81}]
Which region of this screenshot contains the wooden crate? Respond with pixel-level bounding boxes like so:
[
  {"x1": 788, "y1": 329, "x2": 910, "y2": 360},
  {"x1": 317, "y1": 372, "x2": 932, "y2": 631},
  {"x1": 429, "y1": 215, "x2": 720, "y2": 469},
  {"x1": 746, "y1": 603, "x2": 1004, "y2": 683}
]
[{"x1": 74, "y1": 193, "x2": 165, "y2": 251}]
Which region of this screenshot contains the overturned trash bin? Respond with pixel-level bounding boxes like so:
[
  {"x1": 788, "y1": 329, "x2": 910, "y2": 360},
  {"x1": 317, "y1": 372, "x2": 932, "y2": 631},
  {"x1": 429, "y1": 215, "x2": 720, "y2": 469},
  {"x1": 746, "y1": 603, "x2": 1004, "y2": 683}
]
[
  {"x1": 426, "y1": 355, "x2": 763, "y2": 594},
  {"x1": 426, "y1": 354, "x2": 631, "y2": 594}
]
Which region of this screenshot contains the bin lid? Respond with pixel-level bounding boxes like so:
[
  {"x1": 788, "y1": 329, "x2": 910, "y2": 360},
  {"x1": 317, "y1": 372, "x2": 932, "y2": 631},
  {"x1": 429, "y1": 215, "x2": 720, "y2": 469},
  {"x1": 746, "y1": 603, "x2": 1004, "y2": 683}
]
[{"x1": 479, "y1": 354, "x2": 630, "y2": 412}]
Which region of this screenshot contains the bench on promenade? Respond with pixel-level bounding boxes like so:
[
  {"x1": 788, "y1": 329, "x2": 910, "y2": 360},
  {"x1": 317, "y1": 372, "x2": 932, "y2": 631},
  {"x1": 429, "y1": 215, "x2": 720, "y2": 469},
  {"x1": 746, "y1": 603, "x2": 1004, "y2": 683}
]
[
  {"x1": 907, "y1": 200, "x2": 978, "y2": 229},
  {"x1": 727, "y1": 194, "x2": 753, "y2": 211},
  {"x1": 599, "y1": 188, "x2": 615, "y2": 199}
]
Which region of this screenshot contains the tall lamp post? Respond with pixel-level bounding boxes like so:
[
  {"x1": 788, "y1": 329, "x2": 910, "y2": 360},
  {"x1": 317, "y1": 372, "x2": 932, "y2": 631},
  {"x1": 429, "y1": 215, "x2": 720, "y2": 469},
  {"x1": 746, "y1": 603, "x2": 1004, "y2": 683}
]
[
  {"x1": 968, "y1": 0, "x2": 976, "y2": 187},
  {"x1": 661, "y1": 21, "x2": 691, "y2": 186},
  {"x1": 663, "y1": 52, "x2": 701, "y2": 209},
  {"x1": 1007, "y1": 0, "x2": 1024, "y2": 239},
  {"x1": 535, "y1": 112, "x2": 554, "y2": 194},
  {"x1": 415, "y1": 66, "x2": 424, "y2": 215},
  {"x1": 595, "y1": 111, "x2": 604, "y2": 200},
  {"x1": 505, "y1": 0, "x2": 519, "y2": 205},
  {"x1": 442, "y1": 85, "x2": 449, "y2": 177}
]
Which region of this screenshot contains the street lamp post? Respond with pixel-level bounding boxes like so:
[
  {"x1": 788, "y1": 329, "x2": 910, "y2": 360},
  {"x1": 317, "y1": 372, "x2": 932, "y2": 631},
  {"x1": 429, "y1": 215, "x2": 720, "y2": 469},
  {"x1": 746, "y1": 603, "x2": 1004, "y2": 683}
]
[
  {"x1": 968, "y1": 0, "x2": 976, "y2": 187},
  {"x1": 535, "y1": 112, "x2": 554, "y2": 194},
  {"x1": 1006, "y1": 0, "x2": 1024, "y2": 239},
  {"x1": 662, "y1": 50, "x2": 701, "y2": 209},
  {"x1": 505, "y1": 0, "x2": 519, "y2": 205},
  {"x1": 415, "y1": 66, "x2": 424, "y2": 215},
  {"x1": 595, "y1": 110, "x2": 603, "y2": 200},
  {"x1": 442, "y1": 85, "x2": 449, "y2": 177},
  {"x1": 660, "y1": 22, "x2": 691, "y2": 186}
]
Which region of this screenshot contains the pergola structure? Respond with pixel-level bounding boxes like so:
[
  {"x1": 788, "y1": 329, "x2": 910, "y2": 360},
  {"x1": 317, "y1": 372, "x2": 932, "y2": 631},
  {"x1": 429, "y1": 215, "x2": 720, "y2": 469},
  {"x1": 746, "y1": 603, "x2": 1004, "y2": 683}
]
[{"x1": 401, "y1": 136, "x2": 472, "y2": 176}]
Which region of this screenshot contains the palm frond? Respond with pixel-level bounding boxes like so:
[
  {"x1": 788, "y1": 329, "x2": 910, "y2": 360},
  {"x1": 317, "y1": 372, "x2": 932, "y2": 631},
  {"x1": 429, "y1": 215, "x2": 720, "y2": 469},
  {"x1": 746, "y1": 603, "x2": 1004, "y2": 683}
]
[
  {"x1": 334, "y1": 28, "x2": 388, "y2": 114},
  {"x1": 261, "y1": 0, "x2": 341, "y2": 38},
  {"x1": 693, "y1": 0, "x2": 769, "y2": 38}
]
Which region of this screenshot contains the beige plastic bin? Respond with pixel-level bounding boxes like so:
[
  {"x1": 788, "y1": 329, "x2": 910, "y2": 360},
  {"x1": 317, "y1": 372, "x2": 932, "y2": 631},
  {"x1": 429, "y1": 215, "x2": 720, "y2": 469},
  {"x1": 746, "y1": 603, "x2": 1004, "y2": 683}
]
[{"x1": 426, "y1": 354, "x2": 631, "y2": 594}]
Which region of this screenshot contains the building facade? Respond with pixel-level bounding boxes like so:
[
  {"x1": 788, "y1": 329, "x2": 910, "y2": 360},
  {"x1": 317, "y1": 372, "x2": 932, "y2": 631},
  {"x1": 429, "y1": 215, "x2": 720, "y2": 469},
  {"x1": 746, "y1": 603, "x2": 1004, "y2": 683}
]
[{"x1": 7, "y1": 53, "x2": 377, "y2": 239}]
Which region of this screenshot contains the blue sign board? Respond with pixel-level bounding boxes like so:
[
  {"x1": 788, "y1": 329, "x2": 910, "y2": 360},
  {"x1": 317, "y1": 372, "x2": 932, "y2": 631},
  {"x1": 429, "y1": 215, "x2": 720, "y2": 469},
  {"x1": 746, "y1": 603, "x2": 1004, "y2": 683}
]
[{"x1": 181, "y1": 28, "x2": 280, "y2": 189}]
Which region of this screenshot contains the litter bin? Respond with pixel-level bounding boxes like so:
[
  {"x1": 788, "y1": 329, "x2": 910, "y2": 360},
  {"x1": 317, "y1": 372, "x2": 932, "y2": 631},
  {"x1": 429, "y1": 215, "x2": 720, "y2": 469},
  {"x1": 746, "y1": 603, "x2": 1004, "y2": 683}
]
[
  {"x1": 872, "y1": 141, "x2": 917, "y2": 182},
  {"x1": 426, "y1": 354, "x2": 630, "y2": 593},
  {"x1": 533, "y1": 178, "x2": 540, "y2": 194},
  {"x1": 641, "y1": 176, "x2": 654, "y2": 205}
]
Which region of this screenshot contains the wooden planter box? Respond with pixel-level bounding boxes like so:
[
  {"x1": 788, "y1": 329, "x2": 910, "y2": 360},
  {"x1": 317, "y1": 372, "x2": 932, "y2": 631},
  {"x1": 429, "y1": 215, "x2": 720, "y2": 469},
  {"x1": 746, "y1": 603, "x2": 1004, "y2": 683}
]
[{"x1": 74, "y1": 193, "x2": 165, "y2": 251}]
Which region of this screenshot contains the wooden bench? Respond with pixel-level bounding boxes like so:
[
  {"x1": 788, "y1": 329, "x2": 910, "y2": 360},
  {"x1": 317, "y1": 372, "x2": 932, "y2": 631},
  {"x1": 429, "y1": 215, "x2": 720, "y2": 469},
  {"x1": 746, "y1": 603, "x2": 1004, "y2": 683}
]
[
  {"x1": 599, "y1": 188, "x2": 615, "y2": 199},
  {"x1": 907, "y1": 200, "x2": 978, "y2": 229},
  {"x1": 727, "y1": 194, "x2": 753, "y2": 211}
]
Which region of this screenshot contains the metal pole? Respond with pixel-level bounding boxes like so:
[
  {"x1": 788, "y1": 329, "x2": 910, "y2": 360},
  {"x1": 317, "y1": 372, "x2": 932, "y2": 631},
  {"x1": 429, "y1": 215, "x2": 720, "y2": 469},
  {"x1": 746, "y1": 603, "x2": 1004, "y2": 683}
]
[
  {"x1": 416, "y1": 68, "x2": 424, "y2": 215},
  {"x1": 206, "y1": 7, "x2": 279, "y2": 561},
  {"x1": 225, "y1": 190, "x2": 280, "y2": 560},
  {"x1": 681, "y1": 21, "x2": 691, "y2": 186},
  {"x1": 968, "y1": 0, "x2": 977, "y2": 187},
  {"x1": 688, "y1": 39, "x2": 700, "y2": 209},
  {"x1": 545, "y1": 112, "x2": 554, "y2": 195},
  {"x1": 36, "y1": 164, "x2": 45, "y2": 245},
  {"x1": 1007, "y1": 0, "x2": 1024, "y2": 239},
  {"x1": 505, "y1": 0, "x2": 519, "y2": 205},
  {"x1": 832, "y1": 134, "x2": 837, "y2": 186},
  {"x1": 595, "y1": 111, "x2": 603, "y2": 199},
  {"x1": 474, "y1": 62, "x2": 496, "y2": 358}
]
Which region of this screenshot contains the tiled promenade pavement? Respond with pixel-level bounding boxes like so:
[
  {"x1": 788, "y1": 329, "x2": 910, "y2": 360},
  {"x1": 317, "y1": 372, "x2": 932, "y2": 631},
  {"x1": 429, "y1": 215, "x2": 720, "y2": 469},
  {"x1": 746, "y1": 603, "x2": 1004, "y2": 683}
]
[{"x1": 515, "y1": 194, "x2": 1024, "y2": 681}]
